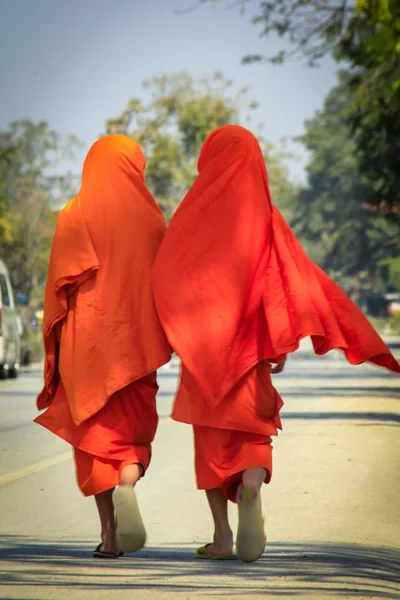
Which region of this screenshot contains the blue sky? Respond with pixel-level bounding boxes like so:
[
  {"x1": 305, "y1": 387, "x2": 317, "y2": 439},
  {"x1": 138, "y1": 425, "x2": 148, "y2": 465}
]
[{"x1": 0, "y1": 0, "x2": 338, "y2": 182}]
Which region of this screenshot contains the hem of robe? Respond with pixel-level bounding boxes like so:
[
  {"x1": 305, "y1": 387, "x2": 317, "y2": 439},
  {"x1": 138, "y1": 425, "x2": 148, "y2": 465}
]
[
  {"x1": 38, "y1": 351, "x2": 170, "y2": 425},
  {"x1": 194, "y1": 426, "x2": 273, "y2": 503},
  {"x1": 35, "y1": 373, "x2": 158, "y2": 464},
  {"x1": 73, "y1": 447, "x2": 149, "y2": 497},
  {"x1": 171, "y1": 360, "x2": 283, "y2": 436}
]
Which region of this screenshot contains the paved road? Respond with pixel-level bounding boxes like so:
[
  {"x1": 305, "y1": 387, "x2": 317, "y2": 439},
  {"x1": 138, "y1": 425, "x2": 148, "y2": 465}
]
[{"x1": 0, "y1": 351, "x2": 399, "y2": 600}]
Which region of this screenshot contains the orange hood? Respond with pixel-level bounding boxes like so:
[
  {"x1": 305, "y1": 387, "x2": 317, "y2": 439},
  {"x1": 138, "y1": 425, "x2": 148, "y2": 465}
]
[
  {"x1": 37, "y1": 135, "x2": 171, "y2": 424},
  {"x1": 151, "y1": 125, "x2": 399, "y2": 407}
]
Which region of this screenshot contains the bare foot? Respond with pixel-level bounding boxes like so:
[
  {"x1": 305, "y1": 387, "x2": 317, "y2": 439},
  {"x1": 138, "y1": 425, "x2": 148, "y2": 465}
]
[
  {"x1": 100, "y1": 531, "x2": 119, "y2": 555},
  {"x1": 207, "y1": 529, "x2": 234, "y2": 556}
]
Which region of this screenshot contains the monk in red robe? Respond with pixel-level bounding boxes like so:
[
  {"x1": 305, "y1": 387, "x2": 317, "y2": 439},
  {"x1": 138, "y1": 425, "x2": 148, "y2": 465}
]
[
  {"x1": 151, "y1": 125, "x2": 400, "y2": 563},
  {"x1": 35, "y1": 135, "x2": 171, "y2": 558}
]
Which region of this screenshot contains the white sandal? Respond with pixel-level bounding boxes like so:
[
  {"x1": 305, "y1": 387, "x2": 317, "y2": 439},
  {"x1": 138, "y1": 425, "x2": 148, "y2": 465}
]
[
  {"x1": 236, "y1": 486, "x2": 266, "y2": 562},
  {"x1": 112, "y1": 486, "x2": 146, "y2": 553}
]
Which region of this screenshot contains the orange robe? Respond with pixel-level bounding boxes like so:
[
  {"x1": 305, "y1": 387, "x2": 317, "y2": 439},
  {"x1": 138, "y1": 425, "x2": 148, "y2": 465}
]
[
  {"x1": 35, "y1": 135, "x2": 171, "y2": 495},
  {"x1": 177, "y1": 361, "x2": 282, "y2": 501},
  {"x1": 151, "y1": 125, "x2": 400, "y2": 500}
]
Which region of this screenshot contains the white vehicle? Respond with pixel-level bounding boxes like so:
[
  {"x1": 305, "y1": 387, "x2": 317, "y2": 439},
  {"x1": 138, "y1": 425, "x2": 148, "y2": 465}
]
[{"x1": 0, "y1": 260, "x2": 20, "y2": 378}]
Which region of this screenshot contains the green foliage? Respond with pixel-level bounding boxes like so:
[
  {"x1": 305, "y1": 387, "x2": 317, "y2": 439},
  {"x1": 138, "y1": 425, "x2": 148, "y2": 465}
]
[
  {"x1": 391, "y1": 313, "x2": 400, "y2": 333},
  {"x1": 196, "y1": 0, "x2": 355, "y2": 66},
  {"x1": 0, "y1": 147, "x2": 14, "y2": 245},
  {"x1": 0, "y1": 81, "x2": 295, "y2": 305},
  {"x1": 338, "y1": 0, "x2": 400, "y2": 220},
  {"x1": 104, "y1": 71, "x2": 294, "y2": 219},
  {"x1": 293, "y1": 74, "x2": 400, "y2": 298},
  {"x1": 261, "y1": 138, "x2": 299, "y2": 221},
  {"x1": 381, "y1": 256, "x2": 400, "y2": 290},
  {"x1": 197, "y1": 0, "x2": 400, "y2": 217},
  {"x1": 0, "y1": 120, "x2": 81, "y2": 302},
  {"x1": 178, "y1": 95, "x2": 236, "y2": 156}
]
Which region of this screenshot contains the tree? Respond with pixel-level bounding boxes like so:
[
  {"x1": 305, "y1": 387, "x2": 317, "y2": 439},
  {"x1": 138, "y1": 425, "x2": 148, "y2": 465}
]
[
  {"x1": 194, "y1": 0, "x2": 397, "y2": 67},
  {"x1": 292, "y1": 72, "x2": 400, "y2": 302},
  {"x1": 195, "y1": 0, "x2": 400, "y2": 218},
  {"x1": 384, "y1": 257, "x2": 400, "y2": 291},
  {"x1": 262, "y1": 138, "x2": 299, "y2": 221},
  {"x1": 0, "y1": 146, "x2": 14, "y2": 245},
  {"x1": 105, "y1": 72, "x2": 244, "y2": 218},
  {"x1": 189, "y1": 0, "x2": 354, "y2": 66},
  {"x1": 0, "y1": 120, "x2": 81, "y2": 303},
  {"x1": 104, "y1": 71, "x2": 296, "y2": 219},
  {"x1": 340, "y1": 0, "x2": 400, "y2": 221}
]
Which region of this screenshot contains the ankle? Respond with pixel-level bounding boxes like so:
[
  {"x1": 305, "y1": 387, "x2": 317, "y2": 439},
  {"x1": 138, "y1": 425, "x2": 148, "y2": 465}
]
[
  {"x1": 101, "y1": 523, "x2": 115, "y2": 541},
  {"x1": 119, "y1": 463, "x2": 142, "y2": 486},
  {"x1": 101, "y1": 517, "x2": 115, "y2": 535},
  {"x1": 214, "y1": 526, "x2": 233, "y2": 541},
  {"x1": 211, "y1": 529, "x2": 234, "y2": 554}
]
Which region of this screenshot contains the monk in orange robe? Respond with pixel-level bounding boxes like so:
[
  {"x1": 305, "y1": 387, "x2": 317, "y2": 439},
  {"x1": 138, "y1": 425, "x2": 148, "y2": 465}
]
[
  {"x1": 151, "y1": 125, "x2": 400, "y2": 563},
  {"x1": 35, "y1": 135, "x2": 171, "y2": 558}
]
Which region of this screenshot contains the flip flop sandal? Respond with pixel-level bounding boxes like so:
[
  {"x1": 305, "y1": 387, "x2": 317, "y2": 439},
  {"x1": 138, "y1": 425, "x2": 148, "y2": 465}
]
[
  {"x1": 92, "y1": 543, "x2": 123, "y2": 559},
  {"x1": 236, "y1": 487, "x2": 266, "y2": 563},
  {"x1": 196, "y1": 543, "x2": 237, "y2": 560},
  {"x1": 112, "y1": 486, "x2": 146, "y2": 553}
]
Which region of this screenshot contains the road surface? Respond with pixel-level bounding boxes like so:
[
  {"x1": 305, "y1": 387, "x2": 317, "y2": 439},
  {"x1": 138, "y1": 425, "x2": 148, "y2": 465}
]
[{"x1": 0, "y1": 349, "x2": 399, "y2": 599}]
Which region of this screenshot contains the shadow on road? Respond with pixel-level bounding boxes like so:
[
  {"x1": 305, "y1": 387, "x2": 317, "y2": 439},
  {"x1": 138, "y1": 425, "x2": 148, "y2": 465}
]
[
  {"x1": 282, "y1": 411, "x2": 400, "y2": 425},
  {"x1": 0, "y1": 390, "x2": 36, "y2": 398},
  {"x1": 0, "y1": 536, "x2": 399, "y2": 598},
  {"x1": 281, "y1": 387, "x2": 400, "y2": 399}
]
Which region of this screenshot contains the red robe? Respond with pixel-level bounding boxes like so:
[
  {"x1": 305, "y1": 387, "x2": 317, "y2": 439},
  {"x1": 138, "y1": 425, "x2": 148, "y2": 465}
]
[{"x1": 152, "y1": 124, "x2": 399, "y2": 497}]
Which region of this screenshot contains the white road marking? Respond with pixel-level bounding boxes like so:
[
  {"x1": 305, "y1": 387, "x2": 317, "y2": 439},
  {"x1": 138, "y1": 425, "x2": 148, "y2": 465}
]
[{"x1": 0, "y1": 451, "x2": 72, "y2": 487}]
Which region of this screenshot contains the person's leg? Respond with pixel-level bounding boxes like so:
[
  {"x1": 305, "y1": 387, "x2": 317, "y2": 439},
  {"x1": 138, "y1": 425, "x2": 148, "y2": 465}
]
[
  {"x1": 73, "y1": 447, "x2": 119, "y2": 555},
  {"x1": 194, "y1": 424, "x2": 273, "y2": 561},
  {"x1": 109, "y1": 377, "x2": 157, "y2": 552},
  {"x1": 236, "y1": 467, "x2": 268, "y2": 563},
  {"x1": 204, "y1": 488, "x2": 234, "y2": 556},
  {"x1": 69, "y1": 377, "x2": 158, "y2": 556},
  {"x1": 119, "y1": 462, "x2": 143, "y2": 486},
  {"x1": 94, "y1": 462, "x2": 143, "y2": 554},
  {"x1": 239, "y1": 467, "x2": 267, "y2": 499},
  {"x1": 202, "y1": 467, "x2": 267, "y2": 558},
  {"x1": 94, "y1": 488, "x2": 118, "y2": 554},
  {"x1": 219, "y1": 438, "x2": 272, "y2": 563},
  {"x1": 193, "y1": 426, "x2": 235, "y2": 556},
  {"x1": 112, "y1": 460, "x2": 148, "y2": 553}
]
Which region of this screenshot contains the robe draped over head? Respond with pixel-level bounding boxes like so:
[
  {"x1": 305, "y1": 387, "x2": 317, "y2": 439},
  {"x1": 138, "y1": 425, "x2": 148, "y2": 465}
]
[
  {"x1": 151, "y1": 125, "x2": 400, "y2": 408},
  {"x1": 37, "y1": 134, "x2": 171, "y2": 424}
]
